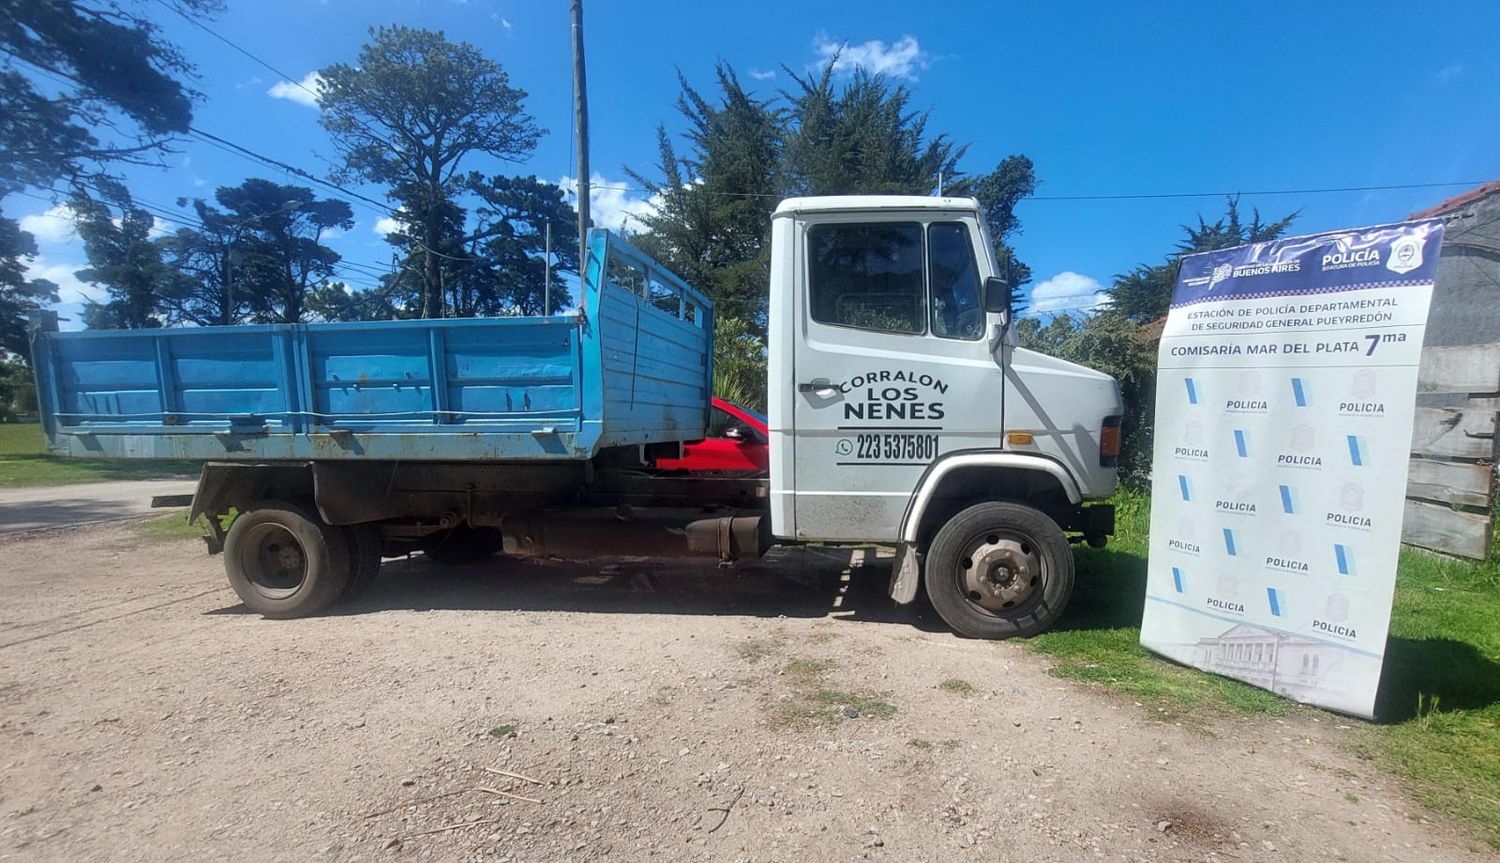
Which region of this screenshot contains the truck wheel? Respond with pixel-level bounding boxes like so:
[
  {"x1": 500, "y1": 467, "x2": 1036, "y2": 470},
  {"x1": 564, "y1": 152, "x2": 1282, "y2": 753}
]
[
  {"x1": 923, "y1": 502, "x2": 1074, "y2": 639},
  {"x1": 421, "y1": 525, "x2": 505, "y2": 566},
  {"x1": 341, "y1": 523, "x2": 383, "y2": 601},
  {"x1": 223, "y1": 499, "x2": 351, "y2": 619}
]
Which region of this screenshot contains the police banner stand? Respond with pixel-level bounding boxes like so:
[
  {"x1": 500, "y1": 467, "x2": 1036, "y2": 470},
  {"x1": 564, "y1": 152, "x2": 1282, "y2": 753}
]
[{"x1": 1140, "y1": 220, "x2": 1445, "y2": 719}]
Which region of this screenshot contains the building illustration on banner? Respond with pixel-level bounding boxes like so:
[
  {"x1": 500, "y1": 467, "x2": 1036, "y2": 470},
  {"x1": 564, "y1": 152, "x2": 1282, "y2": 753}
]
[{"x1": 1192, "y1": 624, "x2": 1353, "y2": 706}]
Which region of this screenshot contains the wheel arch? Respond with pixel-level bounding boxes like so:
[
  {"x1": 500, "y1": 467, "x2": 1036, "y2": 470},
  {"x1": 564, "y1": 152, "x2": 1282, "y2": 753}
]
[
  {"x1": 899, "y1": 452, "x2": 1081, "y2": 548},
  {"x1": 190, "y1": 462, "x2": 315, "y2": 525}
]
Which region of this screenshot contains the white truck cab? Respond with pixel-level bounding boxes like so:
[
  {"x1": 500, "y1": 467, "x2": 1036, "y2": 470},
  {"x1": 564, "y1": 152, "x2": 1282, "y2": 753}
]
[{"x1": 768, "y1": 196, "x2": 1123, "y2": 637}]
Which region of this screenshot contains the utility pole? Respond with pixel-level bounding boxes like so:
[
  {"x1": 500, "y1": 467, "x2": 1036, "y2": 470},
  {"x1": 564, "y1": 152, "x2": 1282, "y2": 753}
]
[
  {"x1": 571, "y1": 0, "x2": 590, "y2": 281},
  {"x1": 544, "y1": 221, "x2": 553, "y2": 315}
]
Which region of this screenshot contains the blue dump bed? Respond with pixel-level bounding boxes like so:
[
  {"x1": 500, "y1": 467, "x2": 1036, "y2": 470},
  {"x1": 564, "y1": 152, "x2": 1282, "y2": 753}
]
[{"x1": 32, "y1": 231, "x2": 714, "y2": 462}]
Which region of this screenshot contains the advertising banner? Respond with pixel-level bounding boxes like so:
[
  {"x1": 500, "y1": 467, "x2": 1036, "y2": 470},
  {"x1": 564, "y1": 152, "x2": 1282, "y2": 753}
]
[{"x1": 1140, "y1": 219, "x2": 1445, "y2": 718}]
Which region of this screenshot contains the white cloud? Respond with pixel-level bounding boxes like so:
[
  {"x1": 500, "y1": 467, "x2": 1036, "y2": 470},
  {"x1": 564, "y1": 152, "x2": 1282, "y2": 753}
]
[
  {"x1": 267, "y1": 71, "x2": 324, "y2": 108},
  {"x1": 26, "y1": 257, "x2": 99, "y2": 306},
  {"x1": 18, "y1": 204, "x2": 78, "y2": 245},
  {"x1": 180, "y1": 155, "x2": 207, "y2": 188},
  {"x1": 557, "y1": 173, "x2": 661, "y2": 234},
  {"x1": 749, "y1": 67, "x2": 776, "y2": 81},
  {"x1": 372, "y1": 216, "x2": 402, "y2": 236},
  {"x1": 1028, "y1": 271, "x2": 1107, "y2": 315},
  {"x1": 812, "y1": 33, "x2": 928, "y2": 80},
  {"x1": 1434, "y1": 63, "x2": 1464, "y2": 84}
]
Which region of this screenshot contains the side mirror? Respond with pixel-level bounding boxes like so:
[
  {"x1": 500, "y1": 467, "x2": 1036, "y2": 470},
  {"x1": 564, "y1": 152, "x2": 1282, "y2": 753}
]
[{"x1": 984, "y1": 275, "x2": 1012, "y2": 316}]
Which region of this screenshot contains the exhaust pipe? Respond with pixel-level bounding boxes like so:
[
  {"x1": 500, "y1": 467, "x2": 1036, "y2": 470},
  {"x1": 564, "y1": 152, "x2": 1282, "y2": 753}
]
[{"x1": 504, "y1": 506, "x2": 770, "y2": 562}]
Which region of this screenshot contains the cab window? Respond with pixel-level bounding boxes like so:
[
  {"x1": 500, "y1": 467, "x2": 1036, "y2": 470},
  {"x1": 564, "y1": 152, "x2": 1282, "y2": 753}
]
[
  {"x1": 928, "y1": 222, "x2": 985, "y2": 340},
  {"x1": 807, "y1": 222, "x2": 926, "y2": 335}
]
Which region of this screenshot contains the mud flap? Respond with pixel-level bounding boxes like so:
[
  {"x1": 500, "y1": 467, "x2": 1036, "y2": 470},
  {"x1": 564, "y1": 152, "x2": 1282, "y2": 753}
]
[{"x1": 888, "y1": 543, "x2": 921, "y2": 604}]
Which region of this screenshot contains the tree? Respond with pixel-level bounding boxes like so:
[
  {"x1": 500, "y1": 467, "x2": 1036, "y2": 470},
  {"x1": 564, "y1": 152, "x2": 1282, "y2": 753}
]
[
  {"x1": 958, "y1": 155, "x2": 1037, "y2": 313},
  {"x1": 215, "y1": 179, "x2": 353, "y2": 323},
  {"x1": 0, "y1": 354, "x2": 39, "y2": 418},
  {"x1": 0, "y1": 0, "x2": 222, "y2": 194},
  {"x1": 1, "y1": 0, "x2": 218, "y2": 360},
  {"x1": 1, "y1": 215, "x2": 59, "y2": 360},
  {"x1": 1107, "y1": 196, "x2": 1298, "y2": 323},
  {"x1": 468, "y1": 174, "x2": 578, "y2": 316},
  {"x1": 157, "y1": 179, "x2": 352, "y2": 326},
  {"x1": 626, "y1": 64, "x2": 781, "y2": 331},
  {"x1": 1016, "y1": 311, "x2": 1158, "y2": 485},
  {"x1": 306, "y1": 280, "x2": 401, "y2": 323},
  {"x1": 71, "y1": 185, "x2": 186, "y2": 328},
  {"x1": 781, "y1": 65, "x2": 964, "y2": 197},
  {"x1": 319, "y1": 26, "x2": 543, "y2": 318}
]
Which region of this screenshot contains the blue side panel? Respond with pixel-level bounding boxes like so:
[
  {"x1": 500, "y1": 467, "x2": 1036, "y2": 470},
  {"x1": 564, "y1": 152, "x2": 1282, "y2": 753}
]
[
  {"x1": 589, "y1": 231, "x2": 714, "y2": 447},
  {"x1": 33, "y1": 230, "x2": 713, "y2": 463}
]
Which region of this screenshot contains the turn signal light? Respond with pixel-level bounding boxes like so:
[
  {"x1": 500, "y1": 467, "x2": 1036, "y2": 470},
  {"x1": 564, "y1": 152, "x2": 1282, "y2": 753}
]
[
  {"x1": 1006, "y1": 431, "x2": 1034, "y2": 446},
  {"x1": 1100, "y1": 416, "x2": 1123, "y2": 467}
]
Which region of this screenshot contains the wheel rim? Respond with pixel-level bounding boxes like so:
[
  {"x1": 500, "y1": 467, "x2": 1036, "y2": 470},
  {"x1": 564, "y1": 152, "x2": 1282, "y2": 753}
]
[
  {"x1": 955, "y1": 529, "x2": 1045, "y2": 616},
  {"x1": 235, "y1": 523, "x2": 308, "y2": 600}
]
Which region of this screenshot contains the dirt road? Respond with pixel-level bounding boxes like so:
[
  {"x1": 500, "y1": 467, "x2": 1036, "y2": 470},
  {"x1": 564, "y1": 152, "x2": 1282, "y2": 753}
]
[
  {"x1": 0, "y1": 479, "x2": 197, "y2": 534},
  {"x1": 0, "y1": 524, "x2": 1485, "y2": 862}
]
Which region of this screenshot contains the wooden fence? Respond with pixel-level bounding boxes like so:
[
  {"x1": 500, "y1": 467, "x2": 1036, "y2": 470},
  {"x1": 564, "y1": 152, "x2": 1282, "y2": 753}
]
[{"x1": 1404, "y1": 343, "x2": 1500, "y2": 558}]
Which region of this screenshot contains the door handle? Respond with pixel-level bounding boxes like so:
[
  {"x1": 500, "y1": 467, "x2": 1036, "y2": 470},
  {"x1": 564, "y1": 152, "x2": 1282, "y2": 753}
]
[{"x1": 798, "y1": 379, "x2": 834, "y2": 393}]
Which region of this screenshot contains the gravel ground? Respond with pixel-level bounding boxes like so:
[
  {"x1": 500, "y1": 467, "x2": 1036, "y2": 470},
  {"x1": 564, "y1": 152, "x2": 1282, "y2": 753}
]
[{"x1": 0, "y1": 524, "x2": 1487, "y2": 862}]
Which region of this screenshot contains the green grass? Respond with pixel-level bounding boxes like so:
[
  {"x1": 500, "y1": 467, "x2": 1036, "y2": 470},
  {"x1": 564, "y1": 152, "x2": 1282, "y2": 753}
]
[
  {"x1": 813, "y1": 689, "x2": 897, "y2": 719},
  {"x1": 1038, "y1": 488, "x2": 1500, "y2": 848},
  {"x1": 132, "y1": 513, "x2": 212, "y2": 543},
  {"x1": 488, "y1": 723, "x2": 517, "y2": 738},
  {"x1": 783, "y1": 657, "x2": 834, "y2": 679},
  {"x1": 937, "y1": 677, "x2": 975, "y2": 695},
  {"x1": 0, "y1": 423, "x2": 199, "y2": 488}
]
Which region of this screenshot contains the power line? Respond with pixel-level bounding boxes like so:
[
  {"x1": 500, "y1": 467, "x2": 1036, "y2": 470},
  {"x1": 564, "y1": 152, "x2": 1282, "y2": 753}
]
[
  {"x1": 1027, "y1": 180, "x2": 1488, "y2": 202},
  {"x1": 152, "y1": 0, "x2": 405, "y2": 157}
]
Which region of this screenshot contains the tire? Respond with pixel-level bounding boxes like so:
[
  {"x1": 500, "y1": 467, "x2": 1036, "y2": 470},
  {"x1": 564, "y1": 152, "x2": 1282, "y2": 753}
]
[
  {"x1": 340, "y1": 523, "x2": 384, "y2": 601},
  {"x1": 923, "y1": 501, "x2": 1074, "y2": 639},
  {"x1": 223, "y1": 499, "x2": 351, "y2": 619},
  {"x1": 421, "y1": 525, "x2": 505, "y2": 566}
]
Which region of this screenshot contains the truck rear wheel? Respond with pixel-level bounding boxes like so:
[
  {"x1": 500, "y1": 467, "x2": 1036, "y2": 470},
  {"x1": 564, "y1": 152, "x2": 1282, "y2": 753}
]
[
  {"x1": 421, "y1": 525, "x2": 505, "y2": 566},
  {"x1": 923, "y1": 501, "x2": 1074, "y2": 639},
  {"x1": 223, "y1": 500, "x2": 351, "y2": 619},
  {"x1": 341, "y1": 523, "x2": 383, "y2": 601}
]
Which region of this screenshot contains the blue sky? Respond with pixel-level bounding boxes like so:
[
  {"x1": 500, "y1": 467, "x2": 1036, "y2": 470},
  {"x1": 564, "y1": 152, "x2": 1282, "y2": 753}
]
[{"x1": 13, "y1": 0, "x2": 1500, "y2": 326}]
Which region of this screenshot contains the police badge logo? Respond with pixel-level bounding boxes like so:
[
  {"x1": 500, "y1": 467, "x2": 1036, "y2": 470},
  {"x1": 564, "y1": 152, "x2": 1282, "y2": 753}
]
[
  {"x1": 1386, "y1": 234, "x2": 1423, "y2": 275},
  {"x1": 1208, "y1": 262, "x2": 1233, "y2": 290}
]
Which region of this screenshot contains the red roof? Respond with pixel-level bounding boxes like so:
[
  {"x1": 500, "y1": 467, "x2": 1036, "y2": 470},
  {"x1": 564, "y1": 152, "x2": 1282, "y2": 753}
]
[{"x1": 1410, "y1": 180, "x2": 1500, "y2": 219}]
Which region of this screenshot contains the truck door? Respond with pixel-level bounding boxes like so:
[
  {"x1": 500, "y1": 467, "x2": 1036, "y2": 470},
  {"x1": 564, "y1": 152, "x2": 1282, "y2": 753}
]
[{"x1": 790, "y1": 216, "x2": 1004, "y2": 541}]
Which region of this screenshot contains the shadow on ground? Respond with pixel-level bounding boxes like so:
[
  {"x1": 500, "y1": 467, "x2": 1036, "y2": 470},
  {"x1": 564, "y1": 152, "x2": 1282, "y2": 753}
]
[
  {"x1": 1047, "y1": 545, "x2": 1149, "y2": 632},
  {"x1": 208, "y1": 547, "x2": 951, "y2": 634},
  {"x1": 1375, "y1": 636, "x2": 1500, "y2": 722},
  {"x1": 1040, "y1": 544, "x2": 1500, "y2": 722}
]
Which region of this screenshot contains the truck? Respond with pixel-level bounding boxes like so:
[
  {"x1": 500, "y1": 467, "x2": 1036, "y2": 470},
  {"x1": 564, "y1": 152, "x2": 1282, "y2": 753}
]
[{"x1": 31, "y1": 196, "x2": 1123, "y2": 639}]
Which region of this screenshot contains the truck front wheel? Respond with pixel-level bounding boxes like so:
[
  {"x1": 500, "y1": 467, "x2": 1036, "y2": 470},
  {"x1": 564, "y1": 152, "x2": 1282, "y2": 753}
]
[
  {"x1": 223, "y1": 500, "x2": 351, "y2": 619},
  {"x1": 923, "y1": 501, "x2": 1074, "y2": 639}
]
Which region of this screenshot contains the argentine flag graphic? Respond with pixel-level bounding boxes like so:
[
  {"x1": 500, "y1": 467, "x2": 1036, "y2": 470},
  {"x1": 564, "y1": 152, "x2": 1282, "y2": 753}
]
[
  {"x1": 1346, "y1": 435, "x2": 1369, "y2": 467},
  {"x1": 1335, "y1": 544, "x2": 1357, "y2": 576},
  {"x1": 1266, "y1": 587, "x2": 1285, "y2": 617},
  {"x1": 1291, "y1": 377, "x2": 1309, "y2": 407}
]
